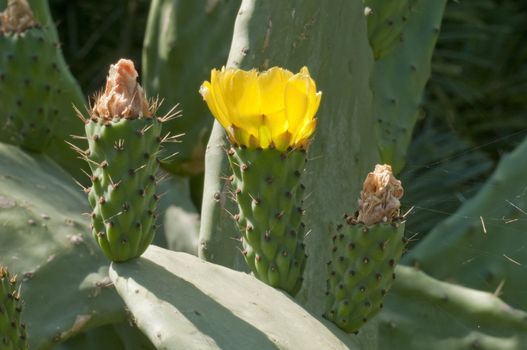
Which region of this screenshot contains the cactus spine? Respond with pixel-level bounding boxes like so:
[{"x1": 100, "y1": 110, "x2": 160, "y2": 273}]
[
  {"x1": 0, "y1": 0, "x2": 58, "y2": 151},
  {"x1": 363, "y1": 0, "x2": 417, "y2": 60},
  {"x1": 79, "y1": 59, "x2": 177, "y2": 262},
  {"x1": 325, "y1": 164, "x2": 406, "y2": 333},
  {"x1": 199, "y1": 66, "x2": 321, "y2": 295},
  {"x1": 0, "y1": 267, "x2": 27, "y2": 350},
  {"x1": 228, "y1": 147, "x2": 308, "y2": 295}
]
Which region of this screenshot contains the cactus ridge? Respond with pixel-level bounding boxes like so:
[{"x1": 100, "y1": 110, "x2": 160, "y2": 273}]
[
  {"x1": 0, "y1": 26, "x2": 64, "y2": 151},
  {"x1": 0, "y1": 266, "x2": 27, "y2": 350},
  {"x1": 363, "y1": 0, "x2": 418, "y2": 60},
  {"x1": 84, "y1": 117, "x2": 163, "y2": 262},
  {"x1": 228, "y1": 147, "x2": 307, "y2": 296},
  {"x1": 325, "y1": 218, "x2": 405, "y2": 333}
]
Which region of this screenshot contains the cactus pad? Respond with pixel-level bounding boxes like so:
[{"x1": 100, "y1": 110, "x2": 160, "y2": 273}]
[
  {"x1": 228, "y1": 147, "x2": 308, "y2": 296},
  {"x1": 0, "y1": 266, "x2": 27, "y2": 350},
  {"x1": 363, "y1": 0, "x2": 417, "y2": 60},
  {"x1": 0, "y1": 1, "x2": 64, "y2": 151}
]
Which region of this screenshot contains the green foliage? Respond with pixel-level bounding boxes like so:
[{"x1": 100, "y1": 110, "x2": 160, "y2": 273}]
[
  {"x1": 56, "y1": 323, "x2": 154, "y2": 350},
  {"x1": 110, "y1": 245, "x2": 360, "y2": 350},
  {"x1": 427, "y1": 0, "x2": 527, "y2": 159},
  {"x1": 1, "y1": 0, "x2": 526, "y2": 348},
  {"x1": 0, "y1": 28, "x2": 59, "y2": 151},
  {"x1": 362, "y1": 0, "x2": 417, "y2": 60},
  {"x1": 404, "y1": 132, "x2": 527, "y2": 312},
  {"x1": 142, "y1": 0, "x2": 240, "y2": 176},
  {"x1": 47, "y1": 0, "x2": 150, "y2": 94},
  {"x1": 400, "y1": 118, "x2": 493, "y2": 238},
  {"x1": 199, "y1": 0, "x2": 379, "y2": 319},
  {"x1": 0, "y1": 267, "x2": 27, "y2": 350},
  {"x1": 228, "y1": 148, "x2": 307, "y2": 295},
  {"x1": 84, "y1": 118, "x2": 162, "y2": 262},
  {"x1": 325, "y1": 221, "x2": 405, "y2": 333},
  {"x1": 0, "y1": 143, "x2": 125, "y2": 349},
  {"x1": 154, "y1": 172, "x2": 200, "y2": 254},
  {"x1": 372, "y1": 0, "x2": 446, "y2": 173},
  {"x1": 0, "y1": 0, "x2": 86, "y2": 180},
  {"x1": 381, "y1": 266, "x2": 527, "y2": 350}
]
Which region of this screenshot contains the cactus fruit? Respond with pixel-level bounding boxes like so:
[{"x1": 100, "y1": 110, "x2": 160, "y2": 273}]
[
  {"x1": 200, "y1": 66, "x2": 321, "y2": 295},
  {"x1": 78, "y1": 59, "x2": 178, "y2": 262},
  {"x1": 325, "y1": 164, "x2": 405, "y2": 333},
  {"x1": 0, "y1": 266, "x2": 27, "y2": 350}
]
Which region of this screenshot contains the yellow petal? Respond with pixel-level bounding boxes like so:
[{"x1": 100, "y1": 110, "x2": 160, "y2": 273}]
[
  {"x1": 273, "y1": 130, "x2": 292, "y2": 151},
  {"x1": 200, "y1": 66, "x2": 321, "y2": 150},
  {"x1": 267, "y1": 110, "x2": 288, "y2": 146},
  {"x1": 259, "y1": 67, "x2": 292, "y2": 116},
  {"x1": 257, "y1": 122, "x2": 273, "y2": 149},
  {"x1": 294, "y1": 118, "x2": 317, "y2": 147},
  {"x1": 212, "y1": 68, "x2": 237, "y2": 126},
  {"x1": 295, "y1": 90, "x2": 321, "y2": 143},
  {"x1": 199, "y1": 81, "x2": 231, "y2": 130},
  {"x1": 285, "y1": 72, "x2": 312, "y2": 139},
  {"x1": 229, "y1": 69, "x2": 261, "y2": 135}
]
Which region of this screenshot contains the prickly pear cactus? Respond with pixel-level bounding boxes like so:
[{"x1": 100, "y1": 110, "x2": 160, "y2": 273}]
[
  {"x1": 0, "y1": 266, "x2": 27, "y2": 350},
  {"x1": 363, "y1": 0, "x2": 417, "y2": 60},
  {"x1": 371, "y1": 0, "x2": 447, "y2": 173},
  {"x1": 0, "y1": 0, "x2": 59, "y2": 151},
  {"x1": 80, "y1": 59, "x2": 175, "y2": 262},
  {"x1": 142, "y1": 0, "x2": 240, "y2": 176},
  {"x1": 228, "y1": 148, "x2": 308, "y2": 295},
  {"x1": 199, "y1": 66, "x2": 321, "y2": 295},
  {"x1": 0, "y1": 0, "x2": 87, "y2": 181},
  {"x1": 325, "y1": 165, "x2": 405, "y2": 333}
]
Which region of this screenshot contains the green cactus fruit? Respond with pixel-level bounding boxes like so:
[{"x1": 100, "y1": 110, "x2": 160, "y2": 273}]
[
  {"x1": 325, "y1": 164, "x2": 406, "y2": 333},
  {"x1": 228, "y1": 147, "x2": 308, "y2": 296},
  {"x1": 0, "y1": 266, "x2": 27, "y2": 350},
  {"x1": 79, "y1": 59, "x2": 177, "y2": 262},
  {"x1": 362, "y1": 0, "x2": 417, "y2": 60},
  {"x1": 0, "y1": 0, "x2": 68, "y2": 151}
]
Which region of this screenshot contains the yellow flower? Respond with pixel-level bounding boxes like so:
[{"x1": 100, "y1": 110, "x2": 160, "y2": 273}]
[{"x1": 199, "y1": 66, "x2": 322, "y2": 151}]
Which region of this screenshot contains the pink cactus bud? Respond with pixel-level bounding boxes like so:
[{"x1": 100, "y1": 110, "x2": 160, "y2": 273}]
[{"x1": 93, "y1": 59, "x2": 150, "y2": 120}]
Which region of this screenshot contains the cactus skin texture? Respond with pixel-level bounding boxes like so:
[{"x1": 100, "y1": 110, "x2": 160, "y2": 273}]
[
  {"x1": 372, "y1": 0, "x2": 447, "y2": 173},
  {"x1": 228, "y1": 147, "x2": 307, "y2": 296},
  {"x1": 0, "y1": 267, "x2": 27, "y2": 350},
  {"x1": 109, "y1": 245, "x2": 360, "y2": 350},
  {"x1": 0, "y1": 1, "x2": 59, "y2": 151},
  {"x1": 142, "y1": 0, "x2": 240, "y2": 176},
  {"x1": 85, "y1": 118, "x2": 162, "y2": 262},
  {"x1": 0, "y1": 0, "x2": 87, "y2": 181},
  {"x1": 325, "y1": 220, "x2": 404, "y2": 333},
  {"x1": 228, "y1": 147, "x2": 306, "y2": 296},
  {"x1": 363, "y1": 0, "x2": 417, "y2": 60},
  {"x1": 325, "y1": 164, "x2": 405, "y2": 333}
]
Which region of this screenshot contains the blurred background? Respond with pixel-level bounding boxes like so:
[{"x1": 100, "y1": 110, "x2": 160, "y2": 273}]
[{"x1": 48, "y1": 0, "x2": 527, "y2": 242}]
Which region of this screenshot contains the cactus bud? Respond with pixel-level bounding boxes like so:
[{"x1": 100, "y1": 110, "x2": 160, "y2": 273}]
[{"x1": 325, "y1": 164, "x2": 406, "y2": 333}]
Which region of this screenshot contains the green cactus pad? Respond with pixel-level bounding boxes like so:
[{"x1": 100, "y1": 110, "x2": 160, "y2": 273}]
[
  {"x1": 325, "y1": 219, "x2": 405, "y2": 333},
  {"x1": 228, "y1": 147, "x2": 308, "y2": 296},
  {"x1": 363, "y1": 0, "x2": 417, "y2": 60},
  {"x1": 0, "y1": 26, "x2": 64, "y2": 151},
  {"x1": 0, "y1": 266, "x2": 27, "y2": 350},
  {"x1": 85, "y1": 117, "x2": 162, "y2": 262},
  {"x1": 142, "y1": 0, "x2": 240, "y2": 176}
]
